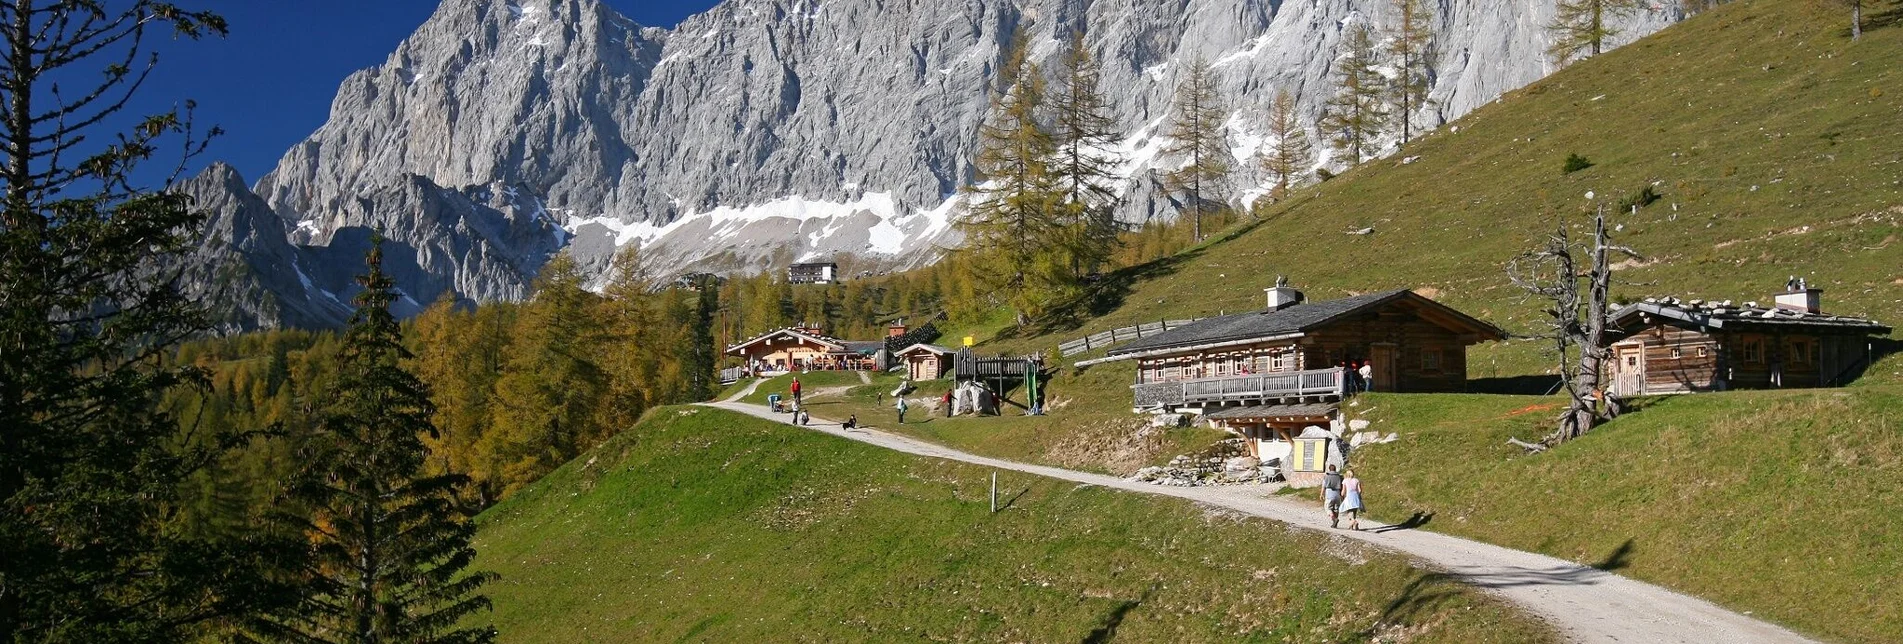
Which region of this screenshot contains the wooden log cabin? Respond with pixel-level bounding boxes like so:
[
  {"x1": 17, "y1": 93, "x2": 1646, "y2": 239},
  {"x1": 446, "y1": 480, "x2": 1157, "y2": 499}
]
[
  {"x1": 894, "y1": 343, "x2": 955, "y2": 380},
  {"x1": 725, "y1": 326, "x2": 885, "y2": 373},
  {"x1": 1607, "y1": 286, "x2": 1890, "y2": 396},
  {"x1": 1090, "y1": 286, "x2": 1503, "y2": 463}
]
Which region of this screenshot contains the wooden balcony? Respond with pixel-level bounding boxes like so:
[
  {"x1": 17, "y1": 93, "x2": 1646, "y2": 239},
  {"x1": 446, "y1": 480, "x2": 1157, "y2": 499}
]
[{"x1": 1132, "y1": 367, "x2": 1348, "y2": 409}]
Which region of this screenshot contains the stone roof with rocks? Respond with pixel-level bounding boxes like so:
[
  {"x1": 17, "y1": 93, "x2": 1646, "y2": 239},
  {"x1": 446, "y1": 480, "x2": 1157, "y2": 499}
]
[{"x1": 1610, "y1": 298, "x2": 1891, "y2": 335}]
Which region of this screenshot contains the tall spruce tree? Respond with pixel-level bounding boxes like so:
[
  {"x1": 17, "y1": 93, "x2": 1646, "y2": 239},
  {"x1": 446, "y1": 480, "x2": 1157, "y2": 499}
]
[
  {"x1": 483, "y1": 253, "x2": 606, "y2": 498},
  {"x1": 248, "y1": 239, "x2": 496, "y2": 643},
  {"x1": 1546, "y1": 0, "x2": 1647, "y2": 64},
  {"x1": 0, "y1": 2, "x2": 298, "y2": 640},
  {"x1": 689, "y1": 277, "x2": 720, "y2": 399},
  {"x1": 1320, "y1": 24, "x2": 1389, "y2": 167},
  {"x1": 1162, "y1": 56, "x2": 1230, "y2": 243},
  {"x1": 1051, "y1": 30, "x2": 1124, "y2": 276},
  {"x1": 957, "y1": 31, "x2": 1066, "y2": 326},
  {"x1": 596, "y1": 247, "x2": 658, "y2": 434},
  {"x1": 1259, "y1": 90, "x2": 1314, "y2": 201},
  {"x1": 1386, "y1": 0, "x2": 1435, "y2": 146}
]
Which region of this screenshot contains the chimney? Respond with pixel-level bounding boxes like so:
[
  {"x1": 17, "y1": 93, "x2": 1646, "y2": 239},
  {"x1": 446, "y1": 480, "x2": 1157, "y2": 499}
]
[
  {"x1": 888, "y1": 319, "x2": 907, "y2": 338},
  {"x1": 1265, "y1": 285, "x2": 1305, "y2": 312},
  {"x1": 1774, "y1": 287, "x2": 1822, "y2": 314}
]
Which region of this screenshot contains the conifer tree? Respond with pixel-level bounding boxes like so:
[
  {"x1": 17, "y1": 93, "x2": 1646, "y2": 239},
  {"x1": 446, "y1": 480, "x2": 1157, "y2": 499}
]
[
  {"x1": 1051, "y1": 30, "x2": 1124, "y2": 276},
  {"x1": 483, "y1": 253, "x2": 606, "y2": 497},
  {"x1": 1387, "y1": 0, "x2": 1436, "y2": 146},
  {"x1": 0, "y1": 2, "x2": 298, "y2": 639},
  {"x1": 957, "y1": 31, "x2": 1066, "y2": 326},
  {"x1": 596, "y1": 247, "x2": 659, "y2": 434},
  {"x1": 1546, "y1": 0, "x2": 1646, "y2": 64},
  {"x1": 1162, "y1": 56, "x2": 1230, "y2": 243},
  {"x1": 689, "y1": 277, "x2": 721, "y2": 399},
  {"x1": 412, "y1": 294, "x2": 509, "y2": 484},
  {"x1": 1259, "y1": 90, "x2": 1314, "y2": 201},
  {"x1": 1320, "y1": 24, "x2": 1389, "y2": 167},
  {"x1": 249, "y1": 239, "x2": 496, "y2": 643}
]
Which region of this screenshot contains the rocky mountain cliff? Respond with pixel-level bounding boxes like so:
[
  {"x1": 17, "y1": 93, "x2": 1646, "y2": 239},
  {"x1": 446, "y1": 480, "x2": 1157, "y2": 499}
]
[{"x1": 186, "y1": 0, "x2": 1680, "y2": 330}]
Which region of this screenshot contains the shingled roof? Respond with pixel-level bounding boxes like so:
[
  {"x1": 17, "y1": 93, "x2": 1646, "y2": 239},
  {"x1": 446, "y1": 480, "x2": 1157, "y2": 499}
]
[
  {"x1": 1611, "y1": 298, "x2": 1891, "y2": 335},
  {"x1": 1106, "y1": 289, "x2": 1502, "y2": 358}
]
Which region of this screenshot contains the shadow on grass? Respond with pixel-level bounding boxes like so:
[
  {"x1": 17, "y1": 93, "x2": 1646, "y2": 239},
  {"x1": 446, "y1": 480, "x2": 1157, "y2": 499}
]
[
  {"x1": 1596, "y1": 539, "x2": 1636, "y2": 572},
  {"x1": 1468, "y1": 375, "x2": 1564, "y2": 396},
  {"x1": 1080, "y1": 584, "x2": 1158, "y2": 644},
  {"x1": 1373, "y1": 537, "x2": 1638, "y2": 632},
  {"x1": 1863, "y1": 3, "x2": 1903, "y2": 31},
  {"x1": 1368, "y1": 511, "x2": 1434, "y2": 533},
  {"x1": 998, "y1": 487, "x2": 1030, "y2": 511}
]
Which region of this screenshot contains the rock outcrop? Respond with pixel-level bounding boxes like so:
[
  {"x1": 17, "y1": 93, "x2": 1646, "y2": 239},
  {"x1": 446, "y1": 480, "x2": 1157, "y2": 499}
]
[{"x1": 185, "y1": 0, "x2": 1683, "y2": 330}]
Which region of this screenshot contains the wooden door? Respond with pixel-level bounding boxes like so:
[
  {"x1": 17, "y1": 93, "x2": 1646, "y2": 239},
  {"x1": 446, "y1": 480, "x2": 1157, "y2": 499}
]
[
  {"x1": 1370, "y1": 344, "x2": 1397, "y2": 392},
  {"x1": 1615, "y1": 344, "x2": 1645, "y2": 396}
]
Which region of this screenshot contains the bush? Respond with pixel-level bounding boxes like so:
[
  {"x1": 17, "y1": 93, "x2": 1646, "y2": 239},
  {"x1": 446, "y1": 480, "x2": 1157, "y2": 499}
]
[
  {"x1": 1616, "y1": 185, "x2": 1662, "y2": 212},
  {"x1": 1562, "y1": 153, "x2": 1594, "y2": 174}
]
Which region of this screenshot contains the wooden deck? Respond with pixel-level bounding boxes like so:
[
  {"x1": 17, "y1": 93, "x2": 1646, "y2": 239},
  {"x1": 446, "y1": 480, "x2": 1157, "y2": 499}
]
[{"x1": 1132, "y1": 367, "x2": 1347, "y2": 408}]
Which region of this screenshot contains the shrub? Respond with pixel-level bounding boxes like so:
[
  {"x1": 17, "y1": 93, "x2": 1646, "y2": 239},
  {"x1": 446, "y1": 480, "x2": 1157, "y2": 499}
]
[
  {"x1": 1562, "y1": 153, "x2": 1594, "y2": 174},
  {"x1": 1617, "y1": 185, "x2": 1662, "y2": 212}
]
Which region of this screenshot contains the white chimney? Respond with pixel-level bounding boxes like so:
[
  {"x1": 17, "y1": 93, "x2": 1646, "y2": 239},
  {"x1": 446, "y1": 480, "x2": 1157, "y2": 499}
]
[
  {"x1": 1265, "y1": 286, "x2": 1305, "y2": 312},
  {"x1": 1774, "y1": 287, "x2": 1821, "y2": 314}
]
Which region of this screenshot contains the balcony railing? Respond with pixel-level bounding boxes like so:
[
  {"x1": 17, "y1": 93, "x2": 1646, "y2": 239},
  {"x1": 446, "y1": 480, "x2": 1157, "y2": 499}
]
[{"x1": 1131, "y1": 367, "x2": 1347, "y2": 408}]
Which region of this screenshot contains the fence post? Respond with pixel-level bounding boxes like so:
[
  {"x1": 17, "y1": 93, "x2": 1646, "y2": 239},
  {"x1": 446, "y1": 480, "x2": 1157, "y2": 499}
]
[{"x1": 990, "y1": 472, "x2": 998, "y2": 513}]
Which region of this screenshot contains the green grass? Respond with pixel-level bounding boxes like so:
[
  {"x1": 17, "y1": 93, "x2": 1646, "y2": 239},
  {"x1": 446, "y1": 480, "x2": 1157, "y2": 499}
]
[
  {"x1": 738, "y1": 370, "x2": 879, "y2": 406},
  {"x1": 981, "y1": 0, "x2": 1901, "y2": 382},
  {"x1": 760, "y1": 4, "x2": 1903, "y2": 638},
  {"x1": 1345, "y1": 384, "x2": 1903, "y2": 643},
  {"x1": 804, "y1": 362, "x2": 1231, "y2": 475},
  {"x1": 876, "y1": 0, "x2": 1903, "y2": 479},
  {"x1": 471, "y1": 406, "x2": 1555, "y2": 643}
]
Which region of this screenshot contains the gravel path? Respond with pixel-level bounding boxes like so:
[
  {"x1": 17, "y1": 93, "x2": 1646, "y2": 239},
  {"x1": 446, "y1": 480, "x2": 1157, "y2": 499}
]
[{"x1": 704, "y1": 399, "x2": 1814, "y2": 644}]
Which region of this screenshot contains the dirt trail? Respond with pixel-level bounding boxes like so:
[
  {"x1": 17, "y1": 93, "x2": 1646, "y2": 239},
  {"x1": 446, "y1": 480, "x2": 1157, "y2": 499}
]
[{"x1": 702, "y1": 399, "x2": 1814, "y2": 644}]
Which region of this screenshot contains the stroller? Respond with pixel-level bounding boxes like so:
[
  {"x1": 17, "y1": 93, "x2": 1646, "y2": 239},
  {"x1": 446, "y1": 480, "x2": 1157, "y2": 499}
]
[{"x1": 768, "y1": 393, "x2": 785, "y2": 413}]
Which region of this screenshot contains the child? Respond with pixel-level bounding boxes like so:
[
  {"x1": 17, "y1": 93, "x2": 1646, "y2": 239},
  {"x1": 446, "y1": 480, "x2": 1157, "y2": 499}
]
[{"x1": 1340, "y1": 469, "x2": 1365, "y2": 531}]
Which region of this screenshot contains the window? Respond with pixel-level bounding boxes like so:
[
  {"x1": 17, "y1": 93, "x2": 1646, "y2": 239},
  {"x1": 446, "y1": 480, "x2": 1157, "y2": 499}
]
[
  {"x1": 1421, "y1": 349, "x2": 1443, "y2": 372},
  {"x1": 1698, "y1": 346, "x2": 1709, "y2": 358},
  {"x1": 1270, "y1": 351, "x2": 1290, "y2": 372},
  {"x1": 1790, "y1": 341, "x2": 1810, "y2": 364},
  {"x1": 1741, "y1": 339, "x2": 1763, "y2": 363},
  {"x1": 1670, "y1": 347, "x2": 1682, "y2": 360},
  {"x1": 1626, "y1": 355, "x2": 1638, "y2": 368}
]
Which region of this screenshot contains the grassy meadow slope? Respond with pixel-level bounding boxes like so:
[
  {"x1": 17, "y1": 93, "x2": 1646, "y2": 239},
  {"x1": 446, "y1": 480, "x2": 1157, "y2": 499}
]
[
  {"x1": 1343, "y1": 384, "x2": 1903, "y2": 643},
  {"x1": 1006, "y1": 0, "x2": 1899, "y2": 377},
  {"x1": 778, "y1": 2, "x2": 1903, "y2": 640},
  {"x1": 470, "y1": 407, "x2": 1554, "y2": 643}
]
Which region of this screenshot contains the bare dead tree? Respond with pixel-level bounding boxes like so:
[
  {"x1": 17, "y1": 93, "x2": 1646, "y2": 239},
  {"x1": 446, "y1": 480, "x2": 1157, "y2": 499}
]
[{"x1": 1506, "y1": 206, "x2": 1640, "y2": 451}]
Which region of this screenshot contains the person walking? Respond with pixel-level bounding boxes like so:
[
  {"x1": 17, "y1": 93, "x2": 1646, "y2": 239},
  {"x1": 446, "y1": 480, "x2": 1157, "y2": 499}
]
[
  {"x1": 1322, "y1": 464, "x2": 1344, "y2": 529},
  {"x1": 1340, "y1": 469, "x2": 1365, "y2": 530},
  {"x1": 790, "y1": 377, "x2": 803, "y2": 409},
  {"x1": 896, "y1": 397, "x2": 909, "y2": 424},
  {"x1": 1357, "y1": 361, "x2": 1374, "y2": 393}
]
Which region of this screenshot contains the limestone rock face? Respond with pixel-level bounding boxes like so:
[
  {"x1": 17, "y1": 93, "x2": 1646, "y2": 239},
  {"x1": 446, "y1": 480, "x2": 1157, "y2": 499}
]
[{"x1": 189, "y1": 0, "x2": 1680, "y2": 330}]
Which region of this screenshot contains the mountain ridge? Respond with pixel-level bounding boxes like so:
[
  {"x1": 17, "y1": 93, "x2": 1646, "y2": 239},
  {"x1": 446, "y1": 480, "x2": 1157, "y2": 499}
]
[{"x1": 180, "y1": 0, "x2": 1682, "y2": 330}]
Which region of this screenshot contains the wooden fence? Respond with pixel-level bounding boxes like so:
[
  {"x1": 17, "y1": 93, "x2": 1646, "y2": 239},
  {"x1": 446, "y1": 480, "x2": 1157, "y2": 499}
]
[
  {"x1": 1057, "y1": 319, "x2": 1203, "y2": 358},
  {"x1": 718, "y1": 366, "x2": 747, "y2": 384}
]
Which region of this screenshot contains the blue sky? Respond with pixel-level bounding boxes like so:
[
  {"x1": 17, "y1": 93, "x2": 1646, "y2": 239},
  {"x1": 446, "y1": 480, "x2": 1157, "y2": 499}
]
[{"x1": 116, "y1": 0, "x2": 721, "y2": 186}]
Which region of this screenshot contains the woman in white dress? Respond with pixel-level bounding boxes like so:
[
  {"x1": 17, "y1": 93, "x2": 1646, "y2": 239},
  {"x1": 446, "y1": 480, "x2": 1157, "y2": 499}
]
[{"x1": 1339, "y1": 470, "x2": 1365, "y2": 530}]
